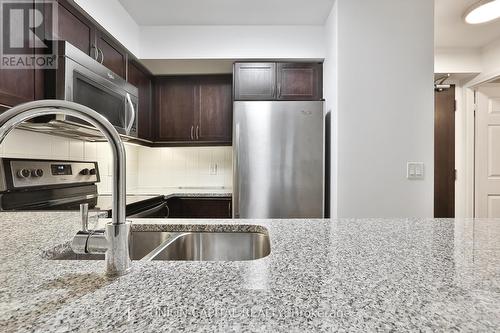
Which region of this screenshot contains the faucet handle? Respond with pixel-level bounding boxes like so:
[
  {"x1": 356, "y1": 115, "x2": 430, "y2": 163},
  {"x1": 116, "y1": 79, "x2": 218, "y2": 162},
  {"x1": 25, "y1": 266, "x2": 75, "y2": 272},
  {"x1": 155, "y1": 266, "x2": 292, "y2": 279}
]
[{"x1": 80, "y1": 203, "x2": 89, "y2": 232}]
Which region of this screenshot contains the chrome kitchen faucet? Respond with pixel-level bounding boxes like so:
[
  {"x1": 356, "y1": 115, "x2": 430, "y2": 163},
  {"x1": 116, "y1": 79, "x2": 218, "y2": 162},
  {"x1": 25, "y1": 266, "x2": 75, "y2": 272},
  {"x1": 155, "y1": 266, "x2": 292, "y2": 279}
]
[{"x1": 0, "y1": 100, "x2": 131, "y2": 276}]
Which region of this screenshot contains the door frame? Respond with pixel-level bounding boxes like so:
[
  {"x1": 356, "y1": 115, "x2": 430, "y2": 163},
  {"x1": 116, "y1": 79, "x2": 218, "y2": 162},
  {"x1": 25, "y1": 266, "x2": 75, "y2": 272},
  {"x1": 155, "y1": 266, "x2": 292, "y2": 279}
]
[{"x1": 463, "y1": 73, "x2": 500, "y2": 217}]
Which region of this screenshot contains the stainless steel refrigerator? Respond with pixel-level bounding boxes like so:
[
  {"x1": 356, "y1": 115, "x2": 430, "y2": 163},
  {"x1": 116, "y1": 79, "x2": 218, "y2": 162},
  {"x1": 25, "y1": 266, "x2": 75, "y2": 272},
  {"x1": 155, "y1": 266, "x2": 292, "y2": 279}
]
[{"x1": 233, "y1": 101, "x2": 325, "y2": 218}]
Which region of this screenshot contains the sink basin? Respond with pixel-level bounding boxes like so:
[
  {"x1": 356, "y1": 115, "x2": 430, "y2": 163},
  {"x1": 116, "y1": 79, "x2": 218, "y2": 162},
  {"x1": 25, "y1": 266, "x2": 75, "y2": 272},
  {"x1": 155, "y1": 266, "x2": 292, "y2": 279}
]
[
  {"x1": 142, "y1": 231, "x2": 271, "y2": 261},
  {"x1": 51, "y1": 229, "x2": 270, "y2": 261}
]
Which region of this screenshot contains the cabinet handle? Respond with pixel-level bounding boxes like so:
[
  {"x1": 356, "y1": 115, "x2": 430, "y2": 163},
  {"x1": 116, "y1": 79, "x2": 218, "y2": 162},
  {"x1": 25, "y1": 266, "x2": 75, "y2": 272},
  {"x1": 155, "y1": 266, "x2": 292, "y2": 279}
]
[
  {"x1": 98, "y1": 48, "x2": 104, "y2": 64},
  {"x1": 190, "y1": 125, "x2": 194, "y2": 140},
  {"x1": 228, "y1": 201, "x2": 231, "y2": 218},
  {"x1": 196, "y1": 125, "x2": 199, "y2": 140},
  {"x1": 91, "y1": 45, "x2": 99, "y2": 61},
  {"x1": 277, "y1": 83, "x2": 281, "y2": 97}
]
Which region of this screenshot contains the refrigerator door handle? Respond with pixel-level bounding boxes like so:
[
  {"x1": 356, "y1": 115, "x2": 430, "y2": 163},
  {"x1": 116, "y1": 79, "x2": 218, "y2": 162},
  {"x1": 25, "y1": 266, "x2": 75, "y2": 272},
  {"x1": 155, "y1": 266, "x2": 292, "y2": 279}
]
[{"x1": 233, "y1": 123, "x2": 240, "y2": 218}]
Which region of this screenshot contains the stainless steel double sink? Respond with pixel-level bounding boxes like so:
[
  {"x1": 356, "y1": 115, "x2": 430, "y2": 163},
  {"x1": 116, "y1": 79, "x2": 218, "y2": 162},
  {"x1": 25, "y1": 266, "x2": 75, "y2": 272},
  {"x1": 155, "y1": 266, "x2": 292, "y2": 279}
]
[{"x1": 53, "y1": 229, "x2": 271, "y2": 262}]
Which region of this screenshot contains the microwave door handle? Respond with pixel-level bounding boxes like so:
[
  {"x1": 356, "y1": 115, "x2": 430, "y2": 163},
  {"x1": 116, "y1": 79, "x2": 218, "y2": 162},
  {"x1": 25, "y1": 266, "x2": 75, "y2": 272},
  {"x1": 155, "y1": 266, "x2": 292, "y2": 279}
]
[{"x1": 125, "y1": 93, "x2": 136, "y2": 135}]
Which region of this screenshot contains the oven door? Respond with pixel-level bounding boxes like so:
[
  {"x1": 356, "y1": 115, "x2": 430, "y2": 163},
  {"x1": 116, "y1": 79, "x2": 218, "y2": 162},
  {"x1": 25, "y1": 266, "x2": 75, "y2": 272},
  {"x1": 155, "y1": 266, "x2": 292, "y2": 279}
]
[{"x1": 62, "y1": 57, "x2": 138, "y2": 137}]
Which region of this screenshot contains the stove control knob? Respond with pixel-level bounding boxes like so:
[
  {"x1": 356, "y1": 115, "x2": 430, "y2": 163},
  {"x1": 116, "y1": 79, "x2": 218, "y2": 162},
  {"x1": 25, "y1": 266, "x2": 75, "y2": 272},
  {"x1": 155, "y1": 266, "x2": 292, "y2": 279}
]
[
  {"x1": 17, "y1": 169, "x2": 31, "y2": 178},
  {"x1": 89, "y1": 168, "x2": 97, "y2": 175},
  {"x1": 80, "y1": 168, "x2": 90, "y2": 176},
  {"x1": 31, "y1": 169, "x2": 44, "y2": 177}
]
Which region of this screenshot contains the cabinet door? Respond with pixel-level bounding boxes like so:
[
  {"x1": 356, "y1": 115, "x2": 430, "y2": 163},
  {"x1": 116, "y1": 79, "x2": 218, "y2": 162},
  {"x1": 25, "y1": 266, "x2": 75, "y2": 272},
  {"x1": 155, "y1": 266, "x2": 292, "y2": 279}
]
[
  {"x1": 196, "y1": 75, "x2": 232, "y2": 144},
  {"x1": 128, "y1": 61, "x2": 152, "y2": 140},
  {"x1": 277, "y1": 63, "x2": 322, "y2": 100},
  {"x1": 0, "y1": 1, "x2": 35, "y2": 107},
  {"x1": 52, "y1": 0, "x2": 96, "y2": 57},
  {"x1": 166, "y1": 197, "x2": 232, "y2": 218},
  {"x1": 156, "y1": 77, "x2": 196, "y2": 142},
  {"x1": 0, "y1": 69, "x2": 34, "y2": 108},
  {"x1": 96, "y1": 31, "x2": 127, "y2": 79},
  {"x1": 234, "y1": 63, "x2": 276, "y2": 100}
]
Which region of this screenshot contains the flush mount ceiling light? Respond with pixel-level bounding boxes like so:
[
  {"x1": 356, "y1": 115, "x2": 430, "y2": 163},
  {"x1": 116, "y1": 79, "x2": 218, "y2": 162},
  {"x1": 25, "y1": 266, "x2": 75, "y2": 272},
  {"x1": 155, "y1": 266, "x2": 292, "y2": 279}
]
[{"x1": 464, "y1": 0, "x2": 500, "y2": 24}]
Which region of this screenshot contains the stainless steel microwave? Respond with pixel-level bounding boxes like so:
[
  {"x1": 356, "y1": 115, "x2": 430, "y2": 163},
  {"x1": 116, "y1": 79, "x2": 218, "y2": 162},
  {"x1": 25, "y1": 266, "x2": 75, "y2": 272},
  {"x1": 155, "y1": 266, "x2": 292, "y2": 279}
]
[{"x1": 21, "y1": 41, "x2": 138, "y2": 141}]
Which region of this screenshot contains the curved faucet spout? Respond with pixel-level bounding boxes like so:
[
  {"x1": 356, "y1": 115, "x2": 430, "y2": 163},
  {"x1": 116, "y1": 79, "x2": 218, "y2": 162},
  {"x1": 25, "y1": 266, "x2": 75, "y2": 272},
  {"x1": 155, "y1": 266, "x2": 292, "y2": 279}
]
[{"x1": 0, "y1": 100, "x2": 131, "y2": 275}]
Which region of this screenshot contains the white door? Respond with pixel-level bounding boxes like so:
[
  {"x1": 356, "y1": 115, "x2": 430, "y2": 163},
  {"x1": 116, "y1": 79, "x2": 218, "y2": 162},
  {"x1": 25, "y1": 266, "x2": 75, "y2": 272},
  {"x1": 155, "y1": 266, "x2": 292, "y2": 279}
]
[{"x1": 475, "y1": 85, "x2": 500, "y2": 217}]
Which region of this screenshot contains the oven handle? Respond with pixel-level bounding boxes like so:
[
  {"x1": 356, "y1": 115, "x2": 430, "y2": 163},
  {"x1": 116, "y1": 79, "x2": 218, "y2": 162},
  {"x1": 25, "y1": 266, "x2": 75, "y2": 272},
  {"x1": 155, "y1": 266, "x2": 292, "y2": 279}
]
[
  {"x1": 6, "y1": 194, "x2": 98, "y2": 210},
  {"x1": 125, "y1": 93, "x2": 136, "y2": 135},
  {"x1": 128, "y1": 202, "x2": 167, "y2": 218}
]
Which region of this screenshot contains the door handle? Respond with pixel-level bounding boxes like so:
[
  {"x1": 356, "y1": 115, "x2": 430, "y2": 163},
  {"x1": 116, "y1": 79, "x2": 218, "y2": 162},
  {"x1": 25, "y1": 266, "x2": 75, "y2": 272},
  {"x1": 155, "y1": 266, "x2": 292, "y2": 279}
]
[
  {"x1": 233, "y1": 123, "x2": 240, "y2": 218},
  {"x1": 125, "y1": 93, "x2": 136, "y2": 135},
  {"x1": 190, "y1": 125, "x2": 194, "y2": 140},
  {"x1": 196, "y1": 125, "x2": 199, "y2": 140}
]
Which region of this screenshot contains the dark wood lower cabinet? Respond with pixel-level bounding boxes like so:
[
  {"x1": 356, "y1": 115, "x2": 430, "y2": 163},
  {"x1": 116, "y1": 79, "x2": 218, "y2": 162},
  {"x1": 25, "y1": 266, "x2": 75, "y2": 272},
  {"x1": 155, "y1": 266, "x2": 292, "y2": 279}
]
[{"x1": 166, "y1": 197, "x2": 232, "y2": 218}]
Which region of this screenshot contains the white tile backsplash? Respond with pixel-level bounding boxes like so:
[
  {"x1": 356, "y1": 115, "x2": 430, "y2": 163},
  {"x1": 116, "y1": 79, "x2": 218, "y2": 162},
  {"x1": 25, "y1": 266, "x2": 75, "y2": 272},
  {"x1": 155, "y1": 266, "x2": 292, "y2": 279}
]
[
  {"x1": 0, "y1": 129, "x2": 140, "y2": 194},
  {"x1": 137, "y1": 146, "x2": 232, "y2": 189},
  {"x1": 0, "y1": 129, "x2": 232, "y2": 193}
]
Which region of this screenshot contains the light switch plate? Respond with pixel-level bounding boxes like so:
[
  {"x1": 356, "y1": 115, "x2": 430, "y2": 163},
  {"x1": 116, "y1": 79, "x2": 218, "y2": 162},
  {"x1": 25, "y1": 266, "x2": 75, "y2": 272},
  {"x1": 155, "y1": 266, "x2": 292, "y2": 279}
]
[
  {"x1": 209, "y1": 163, "x2": 218, "y2": 175},
  {"x1": 407, "y1": 162, "x2": 424, "y2": 180}
]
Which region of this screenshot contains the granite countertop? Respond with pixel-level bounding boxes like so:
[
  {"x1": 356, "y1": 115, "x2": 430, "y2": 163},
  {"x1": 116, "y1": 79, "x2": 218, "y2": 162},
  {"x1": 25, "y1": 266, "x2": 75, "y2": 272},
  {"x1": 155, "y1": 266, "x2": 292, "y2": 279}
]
[
  {"x1": 100, "y1": 187, "x2": 233, "y2": 197},
  {"x1": 0, "y1": 213, "x2": 499, "y2": 332}
]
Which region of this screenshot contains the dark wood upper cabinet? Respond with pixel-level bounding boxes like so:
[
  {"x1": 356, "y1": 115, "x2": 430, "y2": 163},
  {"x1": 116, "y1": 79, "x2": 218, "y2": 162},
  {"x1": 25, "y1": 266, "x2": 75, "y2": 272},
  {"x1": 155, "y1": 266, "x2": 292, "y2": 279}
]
[
  {"x1": 277, "y1": 63, "x2": 322, "y2": 100},
  {"x1": 197, "y1": 76, "x2": 232, "y2": 144},
  {"x1": 234, "y1": 63, "x2": 276, "y2": 100},
  {"x1": 127, "y1": 60, "x2": 153, "y2": 140},
  {"x1": 96, "y1": 31, "x2": 127, "y2": 79},
  {"x1": 155, "y1": 75, "x2": 232, "y2": 146},
  {"x1": 234, "y1": 62, "x2": 323, "y2": 101},
  {"x1": 51, "y1": 0, "x2": 95, "y2": 57},
  {"x1": 0, "y1": 68, "x2": 35, "y2": 108},
  {"x1": 156, "y1": 77, "x2": 197, "y2": 142},
  {"x1": 0, "y1": 1, "x2": 35, "y2": 108}
]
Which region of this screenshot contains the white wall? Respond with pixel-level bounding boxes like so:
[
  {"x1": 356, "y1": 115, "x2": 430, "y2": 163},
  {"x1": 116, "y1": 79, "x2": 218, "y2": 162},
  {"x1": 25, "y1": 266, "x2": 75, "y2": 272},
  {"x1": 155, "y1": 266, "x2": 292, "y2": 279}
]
[
  {"x1": 481, "y1": 39, "x2": 500, "y2": 78},
  {"x1": 434, "y1": 48, "x2": 482, "y2": 74},
  {"x1": 72, "y1": 1, "x2": 325, "y2": 60},
  {"x1": 332, "y1": 0, "x2": 435, "y2": 217},
  {"x1": 139, "y1": 25, "x2": 325, "y2": 59},
  {"x1": 73, "y1": 0, "x2": 140, "y2": 57}
]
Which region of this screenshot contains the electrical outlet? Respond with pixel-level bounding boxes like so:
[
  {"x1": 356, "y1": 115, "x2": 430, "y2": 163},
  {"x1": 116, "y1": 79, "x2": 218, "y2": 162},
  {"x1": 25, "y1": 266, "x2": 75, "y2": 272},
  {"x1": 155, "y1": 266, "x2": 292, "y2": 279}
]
[
  {"x1": 209, "y1": 163, "x2": 218, "y2": 175},
  {"x1": 407, "y1": 162, "x2": 424, "y2": 180}
]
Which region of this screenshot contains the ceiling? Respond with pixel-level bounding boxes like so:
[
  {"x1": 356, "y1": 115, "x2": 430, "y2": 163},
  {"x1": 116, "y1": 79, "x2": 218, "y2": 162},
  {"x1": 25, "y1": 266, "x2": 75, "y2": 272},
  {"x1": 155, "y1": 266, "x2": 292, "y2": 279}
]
[
  {"x1": 118, "y1": 0, "x2": 334, "y2": 25},
  {"x1": 435, "y1": 0, "x2": 500, "y2": 49}
]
